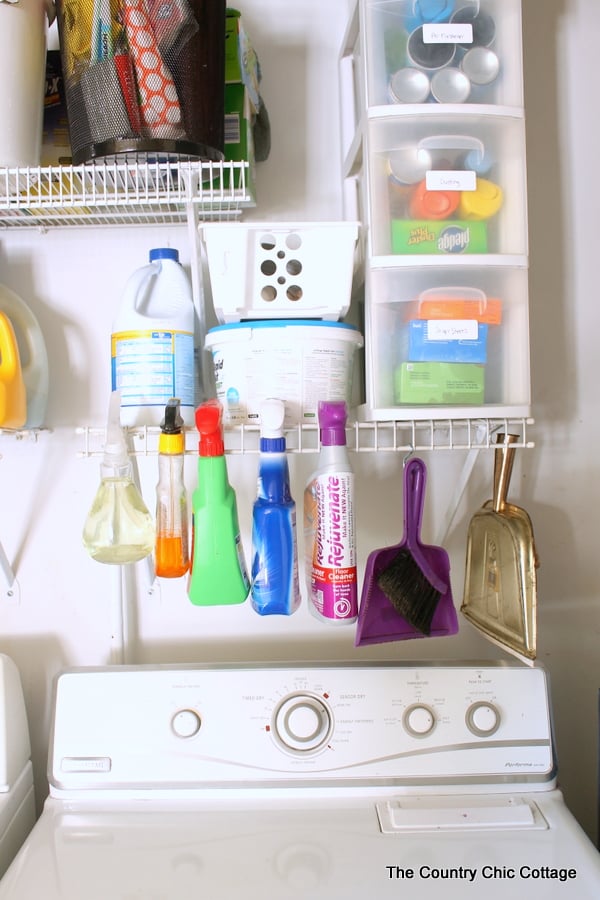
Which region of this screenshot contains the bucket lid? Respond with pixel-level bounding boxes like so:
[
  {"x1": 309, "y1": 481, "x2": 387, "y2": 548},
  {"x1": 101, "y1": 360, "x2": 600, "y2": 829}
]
[{"x1": 206, "y1": 319, "x2": 362, "y2": 342}]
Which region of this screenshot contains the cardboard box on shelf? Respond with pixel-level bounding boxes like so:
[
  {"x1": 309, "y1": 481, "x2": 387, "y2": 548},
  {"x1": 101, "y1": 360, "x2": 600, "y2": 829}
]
[
  {"x1": 224, "y1": 8, "x2": 269, "y2": 199},
  {"x1": 394, "y1": 361, "x2": 485, "y2": 406}
]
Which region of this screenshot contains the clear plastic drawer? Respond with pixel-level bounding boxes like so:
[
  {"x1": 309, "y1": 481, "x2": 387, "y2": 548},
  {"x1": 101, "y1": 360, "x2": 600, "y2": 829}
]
[
  {"x1": 362, "y1": 263, "x2": 530, "y2": 419},
  {"x1": 366, "y1": 112, "x2": 528, "y2": 257},
  {"x1": 363, "y1": 0, "x2": 523, "y2": 108}
]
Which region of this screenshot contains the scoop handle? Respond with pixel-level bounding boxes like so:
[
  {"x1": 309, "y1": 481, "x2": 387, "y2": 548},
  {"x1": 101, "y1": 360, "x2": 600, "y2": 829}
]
[{"x1": 492, "y1": 433, "x2": 519, "y2": 513}]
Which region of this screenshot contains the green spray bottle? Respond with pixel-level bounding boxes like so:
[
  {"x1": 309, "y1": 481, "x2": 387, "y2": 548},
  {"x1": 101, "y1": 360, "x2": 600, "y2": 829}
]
[{"x1": 187, "y1": 399, "x2": 249, "y2": 605}]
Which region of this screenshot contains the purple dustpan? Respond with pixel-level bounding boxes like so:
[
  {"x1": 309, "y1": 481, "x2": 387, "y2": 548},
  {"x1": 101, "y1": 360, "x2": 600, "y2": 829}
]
[{"x1": 355, "y1": 457, "x2": 458, "y2": 646}]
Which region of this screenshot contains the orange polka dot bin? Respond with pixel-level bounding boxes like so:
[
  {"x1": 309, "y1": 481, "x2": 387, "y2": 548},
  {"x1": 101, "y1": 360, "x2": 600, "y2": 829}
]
[{"x1": 123, "y1": 0, "x2": 185, "y2": 140}]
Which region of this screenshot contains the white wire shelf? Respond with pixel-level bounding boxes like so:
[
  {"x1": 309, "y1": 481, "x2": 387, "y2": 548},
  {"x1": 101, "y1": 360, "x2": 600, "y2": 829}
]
[
  {"x1": 0, "y1": 160, "x2": 254, "y2": 228},
  {"x1": 76, "y1": 417, "x2": 534, "y2": 458}
]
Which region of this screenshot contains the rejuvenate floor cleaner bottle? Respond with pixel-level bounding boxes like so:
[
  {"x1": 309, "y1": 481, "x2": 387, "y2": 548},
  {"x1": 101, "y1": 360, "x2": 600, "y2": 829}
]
[
  {"x1": 251, "y1": 399, "x2": 301, "y2": 616},
  {"x1": 188, "y1": 399, "x2": 249, "y2": 605},
  {"x1": 303, "y1": 400, "x2": 358, "y2": 624}
]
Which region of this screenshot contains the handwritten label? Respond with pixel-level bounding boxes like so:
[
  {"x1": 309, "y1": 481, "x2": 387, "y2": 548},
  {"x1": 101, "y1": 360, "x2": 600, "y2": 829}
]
[
  {"x1": 426, "y1": 170, "x2": 476, "y2": 192},
  {"x1": 423, "y1": 23, "x2": 473, "y2": 44},
  {"x1": 427, "y1": 320, "x2": 478, "y2": 341}
]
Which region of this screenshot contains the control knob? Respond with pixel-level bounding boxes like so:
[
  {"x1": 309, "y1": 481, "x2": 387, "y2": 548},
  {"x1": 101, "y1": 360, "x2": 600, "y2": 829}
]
[
  {"x1": 272, "y1": 693, "x2": 333, "y2": 754},
  {"x1": 403, "y1": 704, "x2": 436, "y2": 737},
  {"x1": 171, "y1": 708, "x2": 202, "y2": 738},
  {"x1": 466, "y1": 701, "x2": 500, "y2": 736}
]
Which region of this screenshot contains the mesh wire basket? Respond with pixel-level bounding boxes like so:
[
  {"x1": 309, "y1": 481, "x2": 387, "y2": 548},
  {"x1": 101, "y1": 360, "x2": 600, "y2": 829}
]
[{"x1": 55, "y1": 0, "x2": 226, "y2": 164}]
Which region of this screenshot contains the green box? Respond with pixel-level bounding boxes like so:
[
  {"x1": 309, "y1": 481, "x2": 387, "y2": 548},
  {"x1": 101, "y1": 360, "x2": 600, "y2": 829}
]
[
  {"x1": 394, "y1": 362, "x2": 485, "y2": 405},
  {"x1": 391, "y1": 220, "x2": 488, "y2": 255},
  {"x1": 223, "y1": 9, "x2": 260, "y2": 199}
]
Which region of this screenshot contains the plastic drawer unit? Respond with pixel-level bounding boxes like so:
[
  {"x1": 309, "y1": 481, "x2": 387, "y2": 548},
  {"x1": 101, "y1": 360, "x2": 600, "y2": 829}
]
[{"x1": 339, "y1": 0, "x2": 529, "y2": 422}]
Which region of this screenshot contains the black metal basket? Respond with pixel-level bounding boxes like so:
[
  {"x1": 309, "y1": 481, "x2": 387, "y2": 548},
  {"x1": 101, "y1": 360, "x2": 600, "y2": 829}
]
[{"x1": 55, "y1": 0, "x2": 225, "y2": 164}]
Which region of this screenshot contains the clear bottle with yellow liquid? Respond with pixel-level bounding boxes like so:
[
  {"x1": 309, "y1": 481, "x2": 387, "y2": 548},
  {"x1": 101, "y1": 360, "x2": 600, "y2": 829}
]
[{"x1": 82, "y1": 391, "x2": 154, "y2": 564}]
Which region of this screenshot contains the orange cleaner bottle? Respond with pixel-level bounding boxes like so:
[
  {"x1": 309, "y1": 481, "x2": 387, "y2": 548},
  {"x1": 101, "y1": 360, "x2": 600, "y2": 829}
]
[{"x1": 155, "y1": 398, "x2": 190, "y2": 578}]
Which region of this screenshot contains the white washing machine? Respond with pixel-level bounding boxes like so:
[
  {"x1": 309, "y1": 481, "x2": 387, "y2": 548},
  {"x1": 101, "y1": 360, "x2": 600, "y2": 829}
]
[
  {"x1": 0, "y1": 661, "x2": 599, "y2": 899},
  {"x1": 0, "y1": 654, "x2": 35, "y2": 879}
]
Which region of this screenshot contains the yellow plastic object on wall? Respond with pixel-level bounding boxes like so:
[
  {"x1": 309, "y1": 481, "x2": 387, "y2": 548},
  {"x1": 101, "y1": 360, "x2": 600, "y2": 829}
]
[{"x1": 0, "y1": 312, "x2": 27, "y2": 429}]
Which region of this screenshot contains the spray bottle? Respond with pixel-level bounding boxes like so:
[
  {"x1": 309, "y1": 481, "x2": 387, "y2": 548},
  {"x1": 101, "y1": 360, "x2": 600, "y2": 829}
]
[
  {"x1": 155, "y1": 398, "x2": 189, "y2": 578},
  {"x1": 82, "y1": 390, "x2": 155, "y2": 564},
  {"x1": 303, "y1": 400, "x2": 358, "y2": 624},
  {"x1": 188, "y1": 399, "x2": 249, "y2": 605},
  {"x1": 251, "y1": 399, "x2": 301, "y2": 616}
]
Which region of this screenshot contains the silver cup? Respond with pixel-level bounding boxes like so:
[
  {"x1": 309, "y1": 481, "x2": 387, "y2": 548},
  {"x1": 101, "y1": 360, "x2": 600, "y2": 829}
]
[
  {"x1": 388, "y1": 147, "x2": 433, "y2": 185},
  {"x1": 431, "y1": 67, "x2": 471, "y2": 103},
  {"x1": 461, "y1": 46, "x2": 500, "y2": 86},
  {"x1": 388, "y1": 68, "x2": 431, "y2": 104}
]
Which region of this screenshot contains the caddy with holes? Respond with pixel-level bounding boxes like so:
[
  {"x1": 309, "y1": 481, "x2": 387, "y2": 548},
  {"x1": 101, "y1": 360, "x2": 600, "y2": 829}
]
[{"x1": 202, "y1": 221, "x2": 360, "y2": 322}]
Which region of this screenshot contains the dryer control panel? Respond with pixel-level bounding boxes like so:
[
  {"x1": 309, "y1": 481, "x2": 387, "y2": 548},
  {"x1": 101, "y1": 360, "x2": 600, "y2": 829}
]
[{"x1": 48, "y1": 662, "x2": 554, "y2": 794}]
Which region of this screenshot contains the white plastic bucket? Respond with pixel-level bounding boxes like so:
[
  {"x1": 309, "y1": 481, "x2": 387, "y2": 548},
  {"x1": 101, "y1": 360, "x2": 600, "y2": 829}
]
[
  {"x1": 205, "y1": 320, "x2": 363, "y2": 425},
  {"x1": 0, "y1": 0, "x2": 54, "y2": 166}
]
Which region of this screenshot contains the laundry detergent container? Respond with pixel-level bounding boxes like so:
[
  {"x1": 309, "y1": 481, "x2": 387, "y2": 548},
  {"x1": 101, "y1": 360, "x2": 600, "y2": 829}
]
[
  {"x1": 205, "y1": 320, "x2": 364, "y2": 425},
  {"x1": 54, "y1": 0, "x2": 226, "y2": 164}
]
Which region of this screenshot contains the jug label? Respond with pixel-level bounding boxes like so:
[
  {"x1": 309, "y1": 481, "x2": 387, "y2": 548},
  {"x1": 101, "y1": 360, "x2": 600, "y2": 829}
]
[{"x1": 111, "y1": 329, "x2": 194, "y2": 408}]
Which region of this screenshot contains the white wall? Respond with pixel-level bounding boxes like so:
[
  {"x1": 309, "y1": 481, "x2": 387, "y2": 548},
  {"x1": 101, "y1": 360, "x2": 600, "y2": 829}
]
[{"x1": 0, "y1": 0, "x2": 598, "y2": 846}]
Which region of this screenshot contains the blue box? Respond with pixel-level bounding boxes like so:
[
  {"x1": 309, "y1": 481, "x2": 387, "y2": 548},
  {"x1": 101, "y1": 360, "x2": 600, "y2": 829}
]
[{"x1": 407, "y1": 320, "x2": 488, "y2": 364}]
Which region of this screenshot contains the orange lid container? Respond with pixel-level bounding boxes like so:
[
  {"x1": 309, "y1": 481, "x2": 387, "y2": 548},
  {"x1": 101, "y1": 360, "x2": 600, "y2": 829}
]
[
  {"x1": 416, "y1": 288, "x2": 503, "y2": 325},
  {"x1": 408, "y1": 179, "x2": 460, "y2": 220}
]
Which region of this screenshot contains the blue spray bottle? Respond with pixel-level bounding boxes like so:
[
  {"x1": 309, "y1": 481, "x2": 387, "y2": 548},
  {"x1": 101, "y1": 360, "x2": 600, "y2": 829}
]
[{"x1": 251, "y1": 399, "x2": 301, "y2": 616}]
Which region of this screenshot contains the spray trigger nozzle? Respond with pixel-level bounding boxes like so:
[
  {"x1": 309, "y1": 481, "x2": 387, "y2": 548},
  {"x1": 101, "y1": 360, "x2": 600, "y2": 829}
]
[
  {"x1": 103, "y1": 390, "x2": 130, "y2": 468},
  {"x1": 161, "y1": 398, "x2": 184, "y2": 434},
  {"x1": 260, "y1": 398, "x2": 286, "y2": 438},
  {"x1": 196, "y1": 399, "x2": 225, "y2": 457}
]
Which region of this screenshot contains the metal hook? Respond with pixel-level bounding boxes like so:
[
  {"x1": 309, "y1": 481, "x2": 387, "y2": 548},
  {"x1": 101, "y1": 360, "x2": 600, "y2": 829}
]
[{"x1": 403, "y1": 444, "x2": 415, "y2": 467}]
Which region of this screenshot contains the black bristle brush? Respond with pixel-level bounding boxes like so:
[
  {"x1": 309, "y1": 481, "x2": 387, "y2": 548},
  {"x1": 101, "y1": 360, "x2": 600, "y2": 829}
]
[
  {"x1": 356, "y1": 456, "x2": 456, "y2": 645},
  {"x1": 377, "y1": 545, "x2": 443, "y2": 635}
]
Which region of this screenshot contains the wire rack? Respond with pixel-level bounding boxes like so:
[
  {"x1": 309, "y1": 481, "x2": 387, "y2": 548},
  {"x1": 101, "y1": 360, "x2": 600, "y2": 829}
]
[
  {"x1": 76, "y1": 417, "x2": 534, "y2": 458},
  {"x1": 0, "y1": 159, "x2": 254, "y2": 228}
]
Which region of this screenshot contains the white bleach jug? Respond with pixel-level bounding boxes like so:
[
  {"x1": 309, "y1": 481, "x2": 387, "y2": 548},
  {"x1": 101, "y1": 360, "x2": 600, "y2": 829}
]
[
  {"x1": 0, "y1": 0, "x2": 55, "y2": 166},
  {"x1": 111, "y1": 248, "x2": 196, "y2": 427}
]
